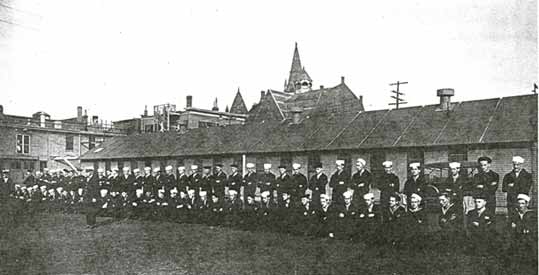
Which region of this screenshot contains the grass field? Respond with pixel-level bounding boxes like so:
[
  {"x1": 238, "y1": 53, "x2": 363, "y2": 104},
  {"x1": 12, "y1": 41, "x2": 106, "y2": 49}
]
[{"x1": 0, "y1": 212, "x2": 534, "y2": 275}]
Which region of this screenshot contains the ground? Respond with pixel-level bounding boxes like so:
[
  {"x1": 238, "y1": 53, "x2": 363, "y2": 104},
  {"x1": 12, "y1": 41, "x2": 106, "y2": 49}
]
[{"x1": 0, "y1": 212, "x2": 535, "y2": 275}]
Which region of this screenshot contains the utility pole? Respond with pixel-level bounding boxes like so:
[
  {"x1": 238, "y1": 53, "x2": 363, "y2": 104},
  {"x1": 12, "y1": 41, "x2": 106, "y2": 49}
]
[{"x1": 389, "y1": 81, "x2": 408, "y2": 109}]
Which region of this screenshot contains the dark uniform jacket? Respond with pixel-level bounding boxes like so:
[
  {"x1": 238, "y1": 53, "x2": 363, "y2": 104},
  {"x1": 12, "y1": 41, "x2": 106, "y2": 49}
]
[
  {"x1": 259, "y1": 172, "x2": 276, "y2": 193},
  {"x1": 508, "y1": 209, "x2": 537, "y2": 241},
  {"x1": 382, "y1": 206, "x2": 407, "y2": 241},
  {"x1": 329, "y1": 170, "x2": 350, "y2": 202},
  {"x1": 118, "y1": 174, "x2": 136, "y2": 195},
  {"x1": 0, "y1": 177, "x2": 14, "y2": 199},
  {"x1": 438, "y1": 203, "x2": 463, "y2": 232},
  {"x1": 502, "y1": 169, "x2": 532, "y2": 206},
  {"x1": 212, "y1": 171, "x2": 227, "y2": 196},
  {"x1": 317, "y1": 204, "x2": 336, "y2": 238},
  {"x1": 227, "y1": 171, "x2": 242, "y2": 192},
  {"x1": 188, "y1": 173, "x2": 202, "y2": 192},
  {"x1": 439, "y1": 174, "x2": 468, "y2": 202},
  {"x1": 466, "y1": 207, "x2": 496, "y2": 254},
  {"x1": 309, "y1": 173, "x2": 328, "y2": 194},
  {"x1": 294, "y1": 203, "x2": 318, "y2": 236},
  {"x1": 472, "y1": 170, "x2": 499, "y2": 201},
  {"x1": 350, "y1": 169, "x2": 372, "y2": 197},
  {"x1": 163, "y1": 174, "x2": 176, "y2": 193},
  {"x1": 141, "y1": 174, "x2": 155, "y2": 194},
  {"x1": 275, "y1": 173, "x2": 292, "y2": 195},
  {"x1": 403, "y1": 175, "x2": 427, "y2": 200},
  {"x1": 376, "y1": 173, "x2": 400, "y2": 205},
  {"x1": 199, "y1": 175, "x2": 212, "y2": 192},
  {"x1": 176, "y1": 174, "x2": 189, "y2": 192},
  {"x1": 290, "y1": 172, "x2": 308, "y2": 198},
  {"x1": 333, "y1": 202, "x2": 359, "y2": 240},
  {"x1": 243, "y1": 172, "x2": 258, "y2": 197}
]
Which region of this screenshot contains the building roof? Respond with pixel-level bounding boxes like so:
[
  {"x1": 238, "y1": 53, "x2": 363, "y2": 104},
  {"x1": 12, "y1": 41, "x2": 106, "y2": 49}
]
[
  {"x1": 229, "y1": 88, "x2": 248, "y2": 114},
  {"x1": 81, "y1": 94, "x2": 538, "y2": 161}
]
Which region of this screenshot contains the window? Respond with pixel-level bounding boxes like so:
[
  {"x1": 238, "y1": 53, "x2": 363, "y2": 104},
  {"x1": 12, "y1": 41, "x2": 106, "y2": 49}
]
[
  {"x1": 280, "y1": 154, "x2": 293, "y2": 171},
  {"x1": 40, "y1": 161, "x2": 47, "y2": 171},
  {"x1": 23, "y1": 161, "x2": 33, "y2": 170},
  {"x1": 12, "y1": 161, "x2": 21, "y2": 169},
  {"x1": 407, "y1": 149, "x2": 425, "y2": 177},
  {"x1": 448, "y1": 145, "x2": 467, "y2": 162},
  {"x1": 130, "y1": 160, "x2": 138, "y2": 170},
  {"x1": 370, "y1": 150, "x2": 386, "y2": 178},
  {"x1": 88, "y1": 135, "x2": 96, "y2": 150},
  {"x1": 66, "y1": 135, "x2": 74, "y2": 151},
  {"x1": 16, "y1": 134, "x2": 30, "y2": 154},
  {"x1": 307, "y1": 153, "x2": 321, "y2": 177}
]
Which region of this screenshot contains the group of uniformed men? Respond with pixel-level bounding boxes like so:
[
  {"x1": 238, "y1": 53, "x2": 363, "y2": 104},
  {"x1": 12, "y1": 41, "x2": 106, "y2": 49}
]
[{"x1": 0, "y1": 155, "x2": 536, "y2": 258}]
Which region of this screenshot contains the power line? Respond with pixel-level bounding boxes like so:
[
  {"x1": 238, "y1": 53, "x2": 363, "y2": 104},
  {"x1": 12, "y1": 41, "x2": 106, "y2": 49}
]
[{"x1": 388, "y1": 81, "x2": 408, "y2": 109}]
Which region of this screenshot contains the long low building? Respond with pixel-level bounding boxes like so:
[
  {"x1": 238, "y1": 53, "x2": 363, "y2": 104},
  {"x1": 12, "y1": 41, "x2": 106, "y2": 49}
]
[{"x1": 80, "y1": 89, "x2": 538, "y2": 211}]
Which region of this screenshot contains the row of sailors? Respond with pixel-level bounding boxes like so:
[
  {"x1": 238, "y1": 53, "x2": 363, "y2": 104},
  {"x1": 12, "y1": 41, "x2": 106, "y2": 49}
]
[
  {"x1": 7, "y1": 175, "x2": 537, "y2": 257},
  {"x1": 7, "y1": 155, "x2": 533, "y2": 216}
]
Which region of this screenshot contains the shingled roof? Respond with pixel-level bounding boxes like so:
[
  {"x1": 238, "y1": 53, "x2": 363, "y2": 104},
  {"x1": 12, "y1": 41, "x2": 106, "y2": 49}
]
[{"x1": 81, "y1": 94, "x2": 537, "y2": 161}]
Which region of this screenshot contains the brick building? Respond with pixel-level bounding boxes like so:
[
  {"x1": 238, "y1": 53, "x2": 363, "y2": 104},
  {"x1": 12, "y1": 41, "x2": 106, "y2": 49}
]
[{"x1": 0, "y1": 105, "x2": 126, "y2": 183}]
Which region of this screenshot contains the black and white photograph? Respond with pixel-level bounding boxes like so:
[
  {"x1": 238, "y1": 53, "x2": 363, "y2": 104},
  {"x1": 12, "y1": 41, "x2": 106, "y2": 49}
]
[{"x1": 0, "y1": 0, "x2": 537, "y2": 274}]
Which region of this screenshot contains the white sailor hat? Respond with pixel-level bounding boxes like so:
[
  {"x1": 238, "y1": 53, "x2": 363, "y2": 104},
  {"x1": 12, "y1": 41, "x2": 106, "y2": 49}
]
[
  {"x1": 410, "y1": 193, "x2": 422, "y2": 201},
  {"x1": 170, "y1": 187, "x2": 178, "y2": 194},
  {"x1": 2, "y1": 169, "x2": 9, "y2": 173},
  {"x1": 356, "y1": 158, "x2": 366, "y2": 166},
  {"x1": 261, "y1": 191, "x2": 271, "y2": 198},
  {"x1": 133, "y1": 168, "x2": 140, "y2": 173},
  {"x1": 409, "y1": 162, "x2": 421, "y2": 169},
  {"x1": 122, "y1": 167, "x2": 130, "y2": 171},
  {"x1": 292, "y1": 163, "x2": 301, "y2": 170},
  {"x1": 335, "y1": 160, "x2": 345, "y2": 166},
  {"x1": 263, "y1": 163, "x2": 272, "y2": 170},
  {"x1": 198, "y1": 191, "x2": 207, "y2": 197},
  {"x1": 177, "y1": 166, "x2": 185, "y2": 171},
  {"x1": 136, "y1": 189, "x2": 144, "y2": 196},
  {"x1": 187, "y1": 189, "x2": 195, "y2": 195},
  {"x1": 382, "y1": 161, "x2": 393, "y2": 168},
  {"x1": 144, "y1": 167, "x2": 152, "y2": 171},
  {"x1": 165, "y1": 165, "x2": 173, "y2": 171},
  {"x1": 517, "y1": 194, "x2": 531, "y2": 203},
  {"x1": 448, "y1": 162, "x2": 461, "y2": 169},
  {"x1": 228, "y1": 190, "x2": 238, "y2": 196},
  {"x1": 246, "y1": 163, "x2": 255, "y2": 169},
  {"x1": 153, "y1": 167, "x2": 160, "y2": 173},
  {"x1": 363, "y1": 193, "x2": 375, "y2": 200},
  {"x1": 343, "y1": 190, "x2": 353, "y2": 199},
  {"x1": 97, "y1": 168, "x2": 105, "y2": 173},
  {"x1": 320, "y1": 194, "x2": 329, "y2": 200},
  {"x1": 112, "y1": 168, "x2": 119, "y2": 172},
  {"x1": 512, "y1": 156, "x2": 525, "y2": 164},
  {"x1": 191, "y1": 165, "x2": 198, "y2": 170}
]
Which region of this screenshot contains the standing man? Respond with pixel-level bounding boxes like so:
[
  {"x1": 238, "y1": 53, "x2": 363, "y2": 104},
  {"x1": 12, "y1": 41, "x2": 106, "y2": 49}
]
[
  {"x1": 188, "y1": 165, "x2": 201, "y2": 194},
  {"x1": 377, "y1": 161, "x2": 400, "y2": 207},
  {"x1": 227, "y1": 164, "x2": 242, "y2": 195},
  {"x1": 466, "y1": 194, "x2": 497, "y2": 255},
  {"x1": 259, "y1": 163, "x2": 275, "y2": 195},
  {"x1": 309, "y1": 163, "x2": 328, "y2": 207},
  {"x1": 351, "y1": 158, "x2": 372, "y2": 202},
  {"x1": 438, "y1": 192, "x2": 463, "y2": 250},
  {"x1": 200, "y1": 166, "x2": 213, "y2": 194},
  {"x1": 329, "y1": 160, "x2": 349, "y2": 205},
  {"x1": 164, "y1": 166, "x2": 176, "y2": 194},
  {"x1": 403, "y1": 162, "x2": 426, "y2": 207},
  {"x1": 243, "y1": 163, "x2": 257, "y2": 199},
  {"x1": 1, "y1": 169, "x2": 14, "y2": 198},
  {"x1": 84, "y1": 168, "x2": 100, "y2": 229},
  {"x1": 275, "y1": 165, "x2": 291, "y2": 198},
  {"x1": 507, "y1": 194, "x2": 537, "y2": 268},
  {"x1": 473, "y1": 157, "x2": 499, "y2": 214},
  {"x1": 212, "y1": 164, "x2": 227, "y2": 199},
  {"x1": 176, "y1": 166, "x2": 189, "y2": 193},
  {"x1": 502, "y1": 156, "x2": 532, "y2": 216},
  {"x1": 439, "y1": 162, "x2": 468, "y2": 211},
  {"x1": 290, "y1": 163, "x2": 308, "y2": 200},
  {"x1": 119, "y1": 167, "x2": 136, "y2": 197}
]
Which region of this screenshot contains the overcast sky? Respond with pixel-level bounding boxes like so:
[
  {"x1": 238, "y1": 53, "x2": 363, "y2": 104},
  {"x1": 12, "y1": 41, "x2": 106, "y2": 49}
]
[{"x1": 0, "y1": 0, "x2": 536, "y2": 122}]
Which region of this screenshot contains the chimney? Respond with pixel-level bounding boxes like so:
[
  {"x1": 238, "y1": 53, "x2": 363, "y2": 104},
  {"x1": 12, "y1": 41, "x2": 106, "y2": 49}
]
[
  {"x1": 186, "y1": 95, "x2": 192, "y2": 108},
  {"x1": 437, "y1": 88, "x2": 455, "y2": 111},
  {"x1": 77, "y1": 106, "x2": 83, "y2": 122},
  {"x1": 39, "y1": 113, "x2": 46, "y2": 127},
  {"x1": 143, "y1": 105, "x2": 148, "y2": 116},
  {"x1": 341, "y1": 76, "x2": 345, "y2": 84},
  {"x1": 92, "y1": 115, "x2": 99, "y2": 125},
  {"x1": 212, "y1": 98, "x2": 219, "y2": 111},
  {"x1": 83, "y1": 110, "x2": 88, "y2": 124},
  {"x1": 320, "y1": 85, "x2": 324, "y2": 89},
  {"x1": 290, "y1": 106, "x2": 303, "y2": 124},
  {"x1": 260, "y1": 91, "x2": 265, "y2": 101}
]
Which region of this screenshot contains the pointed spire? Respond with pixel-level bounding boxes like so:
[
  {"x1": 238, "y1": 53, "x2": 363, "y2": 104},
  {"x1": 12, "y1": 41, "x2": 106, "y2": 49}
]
[
  {"x1": 230, "y1": 87, "x2": 248, "y2": 114},
  {"x1": 225, "y1": 105, "x2": 229, "y2": 113},
  {"x1": 285, "y1": 42, "x2": 312, "y2": 93},
  {"x1": 212, "y1": 97, "x2": 219, "y2": 111}
]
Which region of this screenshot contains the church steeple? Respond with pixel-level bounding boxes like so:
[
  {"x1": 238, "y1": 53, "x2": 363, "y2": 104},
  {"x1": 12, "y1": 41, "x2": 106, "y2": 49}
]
[
  {"x1": 230, "y1": 87, "x2": 248, "y2": 114},
  {"x1": 284, "y1": 42, "x2": 312, "y2": 93}
]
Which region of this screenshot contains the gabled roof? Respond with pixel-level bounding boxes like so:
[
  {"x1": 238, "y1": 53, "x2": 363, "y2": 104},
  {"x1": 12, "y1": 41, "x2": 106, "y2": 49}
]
[
  {"x1": 81, "y1": 94, "x2": 537, "y2": 161},
  {"x1": 229, "y1": 88, "x2": 248, "y2": 114}
]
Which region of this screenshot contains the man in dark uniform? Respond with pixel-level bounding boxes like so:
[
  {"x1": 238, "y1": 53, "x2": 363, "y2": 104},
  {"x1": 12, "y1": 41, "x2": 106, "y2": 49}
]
[
  {"x1": 377, "y1": 161, "x2": 400, "y2": 207},
  {"x1": 141, "y1": 167, "x2": 154, "y2": 195},
  {"x1": 329, "y1": 160, "x2": 349, "y2": 205},
  {"x1": 382, "y1": 193, "x2": 406, "y2": 247},
  {"x1": 242, "y1": 194, "x2": 259, "y2": 231},
  {"x1": 403, "y1": 193, "x2": 428, "y2": 250},
  {"x1": 506, "y1": 194, "x2": 537, "y2": 269},
  {"x1": 309, "y1": 163, "x2": 327, "y2": 208},
  {"x1": 119, "y1": 167, "x2": 136, "y2": 197},
  {"x1": 316, "y1": 194, "x2": 335, "y2": 238},
  {"x1": 357, "y1": 193, "x2": 382, "y2": 245},
  {"x1": 403, "y1": 162, "x2": 426, "y2": 207},
  {"x1": 212, "y1": 164, "x2": 227, "y2": 199},
  {"x1": 275, "y1": 165, "x2": 291, "y2": 198},
  {"x1": 224, "y1": 190, "x2": 242, "y2": 227},
  {"x1": 199, "y1": 166, "x2": 213, "y2": 195},
  {"x1": 243, "y1": 163, "x2": 257, "y2": 199},
  {"x1": 258, "y1": 190, "x2": 276, "y2": 232},
  {"x1": 23, "y1": 169, "x2": 35, "y2": 187},
  {"x1": 195, "y1": 190, "x2": 211, "y2": 224},
  {"x1": 294, "y1": 195, "x2": 317, "y2": 236},
  {"x1": 438, "y1": 192, "x2": 463, "y2": 251},
  {"x1": 151, "y1": 167, "x2": 161, "y2": 195},
  {"x1": 176, "y1": 166, "x2": 189, "y2": 193},
  {"x1": 208, "y1": 193, "x2": 224, "y2": 226},
  {"x1": 473, "y1": 156, "x2": 499, "y2": 214},
  {"x1": 276, "y1": 191, "x2": 295, "y2": 234},
  {"x1": 259, "y1": 163, "x2": 275, "y2": 195},
  {"x1": 466, "y1": 194, "x2": 497, "y2": 255},
  {"x1": 84, "y1": 168, "x2": 100, "y2": 229},
  {"x1": 290, "y1": 163, "x2": 308, "y2": 200},
  {"x1": 188, "y1": 165, "x2": 201, "y2": 195},
  {"x1": 438, "y1": 162, "x2": 467, "y2": 210},
  {"x1": 1, "y1": 169, "x2": 14, "y2": 198},
  {"x1": 227, "y1": 164, "x2": 242, "y2": 194},
  {"x1": 163, "y1": 166, "x2": 176, "y2": 195},
  {"x1": 502, "y1": 156, "x2": 533, "y2": 216},
  {"x1": 350, "y1": 158, "x2": 372, "y2": 202},
  {"x1": 333, "y1": 190, "x2": 359, "y2": 240}
]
